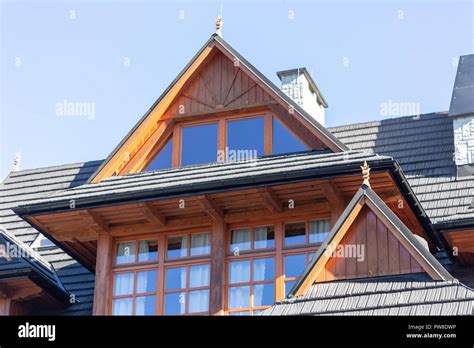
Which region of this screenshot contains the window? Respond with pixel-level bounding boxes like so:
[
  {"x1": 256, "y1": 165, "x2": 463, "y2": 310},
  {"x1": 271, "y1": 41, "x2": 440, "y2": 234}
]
[
  {"x1": 112, "y1": 270, "x2": 158, "y2": 315},
  {"x1": 167, "y1": 232, "x2": 210, "y2": 259},
  {"x1": 164, "y1": 264, "x2": 210, "y2": 315},
  {"x1": 283, "y1": 252, "x2": 315, "y2": 296},
  {"x1": 144, "y1": 138, "x2": 173, "y2": 171},
  {"x1": 227, "y1": 257, "x2": 275, "y2": 315},
  {"x1": 272, "y1": 117, "x2": 308, "y2": 154},
  {"x1": 230, "y1": 226, "x2": 274, "y2": 254},
  {"x1": 284, "y1": 219, "x2": 329, "y2": 246},
  {"x1": 112, "y1": 232, "x2": 211, "y2": 316},
  {"x1": 227, "y1": 117, "x2": 264, "y2": 160},
  {"x1": 181, "y1": 123, "x2": 218, "y2": 166}
]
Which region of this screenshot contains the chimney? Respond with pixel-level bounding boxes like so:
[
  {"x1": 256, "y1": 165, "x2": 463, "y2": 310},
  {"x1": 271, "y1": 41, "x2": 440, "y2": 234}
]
[
  {"x1": 277, "y1": 67, "x2": 328, "y2": 126},
  {"x1": 449, "y1": 54, "x2": 474, "y2": 176}
]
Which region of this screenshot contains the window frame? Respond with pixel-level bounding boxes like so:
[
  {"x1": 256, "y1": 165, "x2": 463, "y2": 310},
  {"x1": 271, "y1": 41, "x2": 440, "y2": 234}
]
[{"x1": 110, "y1": 228, "x2": 212, "y2": 316}]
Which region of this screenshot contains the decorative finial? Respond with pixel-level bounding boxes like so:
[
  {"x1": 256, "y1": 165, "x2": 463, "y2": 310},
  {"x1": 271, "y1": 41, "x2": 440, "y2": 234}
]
[
  {"x1": 361, "y1": 160, "x2": 371, "y2": 187},
  {"x1": 215, "y1": 16, "x2": 223, "y2": 37},
  {"x1": 12, "y1": 151, "x2": 21, "y2": 172}
]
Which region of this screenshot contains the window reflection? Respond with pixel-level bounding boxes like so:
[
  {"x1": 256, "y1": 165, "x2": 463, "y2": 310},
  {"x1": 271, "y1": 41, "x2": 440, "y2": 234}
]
[
  {"x1": 144, "y1": 138, "x2": 173, "y2": 171},
  {"x1": 181, "y1": 123, "x2": 218, "y2": 166},
  {"x1": 227, "y1": 117, "x2": 264, "y2": 160},
  {"x1": 272, "y1": 117, "x2": 308, "y2": 154}
]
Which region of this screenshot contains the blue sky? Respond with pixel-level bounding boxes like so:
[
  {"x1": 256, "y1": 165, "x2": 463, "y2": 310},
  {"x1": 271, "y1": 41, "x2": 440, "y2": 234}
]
[{"x1": 1, "y1": 0, "x2": 473, "y2": 180}]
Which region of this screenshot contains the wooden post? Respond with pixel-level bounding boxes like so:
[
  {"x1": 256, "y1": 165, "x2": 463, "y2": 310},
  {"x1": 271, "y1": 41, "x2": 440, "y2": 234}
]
[
  {"x1": 209, "y1": 218, "x2": 226, "y2": 315},
  {"x1": 93, "y1": 232, "x2": 113, "y2": 315},
  {"x1": 0, "y1": 298, "x2": 11, "y2": 316}
]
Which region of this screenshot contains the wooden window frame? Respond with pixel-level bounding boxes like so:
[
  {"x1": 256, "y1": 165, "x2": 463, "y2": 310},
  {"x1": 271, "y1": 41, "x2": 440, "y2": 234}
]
[{"x1": 110, "y1": 228, "x2": 211, "y2": 316}]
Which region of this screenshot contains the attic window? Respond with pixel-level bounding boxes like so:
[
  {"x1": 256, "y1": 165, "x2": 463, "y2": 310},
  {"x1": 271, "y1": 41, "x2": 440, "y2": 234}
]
[
  {"x1": 144, "y1": 137, "x2": 173, "y2": 171},
  {"x1": 272, "y1": 117, "x2": 308, "y2": 154},
  {"x1": 181, "y1": 123, "x2": 218, "y2": 166}
]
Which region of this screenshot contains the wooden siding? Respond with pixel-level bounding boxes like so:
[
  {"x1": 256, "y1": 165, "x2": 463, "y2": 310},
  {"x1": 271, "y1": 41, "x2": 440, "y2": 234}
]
[{"x1": 315, "y1": 206, "x2": 424, "y2": 282}]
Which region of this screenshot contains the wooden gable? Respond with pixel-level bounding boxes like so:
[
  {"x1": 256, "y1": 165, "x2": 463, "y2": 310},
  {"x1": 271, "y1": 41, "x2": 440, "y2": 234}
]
[
  {"x1": 89, "y1": 35, "x2": 347, "y2": 183},
  {"x1": 292, "y1": 185, "x2": 453, "y2": 297},
  {"x1": 316, "y1": 205, "x2": 424, "y2": 283}
]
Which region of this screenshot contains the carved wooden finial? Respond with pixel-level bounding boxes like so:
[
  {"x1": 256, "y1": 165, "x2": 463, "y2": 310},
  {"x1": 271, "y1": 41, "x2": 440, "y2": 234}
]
[
  {"x1": 215, "y1": 16, "x2": 223, "y2": 37},
  {"x1": 361, "y1": 160, "x2": 371, "y2": 187},
  {"x1": 12, "y1": 151, "x2": 21, "y2": 172}
]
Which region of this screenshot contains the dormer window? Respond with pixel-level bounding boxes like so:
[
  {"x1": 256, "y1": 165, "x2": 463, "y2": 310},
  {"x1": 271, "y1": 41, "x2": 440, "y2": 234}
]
[
  {"x1": 141, "y1": 114, "x2": 309, "y2": 172},
  {"x1": 181, "y1": 123, "x2": 218, "y2": 166}
]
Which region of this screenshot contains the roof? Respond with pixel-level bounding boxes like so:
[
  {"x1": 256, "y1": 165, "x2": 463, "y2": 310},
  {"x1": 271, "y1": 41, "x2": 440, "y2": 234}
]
[
  {"x1": 88, "y1": 34, "x2": 348, "y2": 184},
  {"x1": 261, "y1": 273, "x2": 474, "y2": 316},
  {"x1": 0, "y1": 228, "x2": 70, "y2": 304},
  {"x1": 289, "y1": 184, "x2": 454, "y2": 297},
  {"x1": 0, "y1": 160, "x2": 101, "y2": 315},
  {"x1": 14, "y1": 151, "x2": 396, "y2": 216},
  {"x1": 329, "y1": 112, "x2": 474, "y2": 226},
  {"x1": 449, "y1": 54, "x2": 474, "y2": 117}
]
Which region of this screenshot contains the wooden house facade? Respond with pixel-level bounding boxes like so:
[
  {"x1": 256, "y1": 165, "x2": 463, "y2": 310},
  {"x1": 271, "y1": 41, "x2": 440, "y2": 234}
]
[{"x1": 1, "y1": 31, "x2": 473, "y2": 316}]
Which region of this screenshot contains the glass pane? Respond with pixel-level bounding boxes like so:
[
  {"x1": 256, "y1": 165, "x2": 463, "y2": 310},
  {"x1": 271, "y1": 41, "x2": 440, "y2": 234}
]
[
  {"x1": 136, "y1": 270, "x2": 157, "y2": 294},
  {"x1": 165, "y1": 292, "x2": 186, "y2": 315},
  {"x1": 309, "y1": 219, "x2": 330, "y2": 243},
  {"x1": 116, "y1": 241, "x2": 136, "y2": 264},
  {"x1": 135, "y1": 296, "x2": 156, "y2": 315},
  {"x1": 227, "y1": 117, "x2": 264, "y2": 160},
  {"x1": 189, "y1": 264, "x2": 210, "y2": 288},
  {"x1": 254, "y1": 226, "x2": 275, "y2": 249},
  {"x1": 228, "y1": 286, "x2": 250, "y2": 309},
  {"x1": 253, "y1": 258, "x2": 274, "y2": 282},
  {"x1": 272, "y1": 117, "x2": 308, "y2": 154},
  {"x1": 112, "y1": 298, "x2": 133, "y2": 315},
  {"x1": 229, "y1": 260, "x2": 251, "y2": 284},
  {"x1": 138, "y1": 240, "x2": 158, "y2": 262},
  {"x1": 167, "y1": 235, "x2": 188, "y2": 259},
  {"x1": 253, "y1": 283, "x2": 275, "y2": 307},
  {"x1": 285, "y1": 222, "x2": 306, "y2": 246},
  {"x1": 308, "y1": 252, "x2": 315, "y2": 261},
  {"x1": 285, "y1": 280, "x2": 296, "y2": 297},
  {"x1": 166, "y1": 267, "x2": 187, "y2": 290},
  {"x1": 190, "y1": 233, "x2": 210, "y2": 256},
  {"x1": 181, "y1": 123, "x2": 218, "y2": 166},
  {"x1": 252, "y1": 310, "x2": 264, "y2": 315},
  {"x1": 144, "y1": 138, "x2": 173, "y2": 171},
  {"x1": 188, "y1": 290, "x2": 209, "y2": 313},
  {"x1": 113, "y1": 273, "x2": 134, "y2": 296},
  {"x1": 284, "y1": 254, "x2": 307, "y2": 279},
  {"x1": 230, "y1": 228, "x2": 251, "y2": 253}
]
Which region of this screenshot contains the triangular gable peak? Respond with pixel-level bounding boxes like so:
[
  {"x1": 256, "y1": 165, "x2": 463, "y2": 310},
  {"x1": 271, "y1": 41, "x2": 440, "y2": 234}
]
[
  {"x1": 290, "y1": 184, "x2": 453, "y2": 297},
  {"x1": 89, "y1": 34, "x2": 348, "y2": 183}
]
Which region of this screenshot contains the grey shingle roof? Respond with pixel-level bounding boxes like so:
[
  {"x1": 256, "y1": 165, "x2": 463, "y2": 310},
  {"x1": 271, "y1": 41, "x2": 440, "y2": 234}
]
[
  {"x1": 0, "y1": 160, "x2": 101, "y2": 315},
  {"x1": 15, "y1": 151, "x2": 392, "y2": 215},
  {"x1": 329, "y1": 112, "x2": 474, "y2": 224},
  {"x1": 0, "y1": 228, "x2": 70, "y2": 305},
  {"x1": 262, "y1": 274, "x2": 474, "y2": 316}
]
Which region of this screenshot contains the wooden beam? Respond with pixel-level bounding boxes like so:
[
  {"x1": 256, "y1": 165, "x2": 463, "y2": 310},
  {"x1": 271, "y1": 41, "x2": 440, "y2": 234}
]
[
  {"x1": 79, "y1": 210, "x2": 109, "y2": 233},
  {"x1": 320, "y1": 181, "x2": 345, "y2": 226},
  {"x1": 92, "y1": 232, "x2": 113, "y2": 315},
  {"x1": 209, "y1": 218, "x2": 226, "y2": 315},
  {"x1": 198, "y1": 195, "x2": 224, "y2": 221},
  {"x1": 257, "y1": 187, "x2": 283, "y2": 213},
  {"x1": 139, "y1": 203, "x2": 167, "y2": 227}
]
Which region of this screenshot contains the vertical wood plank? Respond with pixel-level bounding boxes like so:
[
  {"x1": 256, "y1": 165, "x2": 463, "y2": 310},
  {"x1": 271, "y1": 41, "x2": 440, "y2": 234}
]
[
  {"x1": 376, "y1": 218, "x2": 389, "y2": 276},
  {"x1": 345, "y1": 224, "x2": 358, "y2": 278},
  {"x1": 0, "y1": 298, "x2": 11, "y2": 315},
  {"x1": 93, "y1": 232, "x2": 113, "y2": 315},
  {"x1": 399, "y1": 243, "x2": 411, "y2": 274},
  {"x1": 210, "y1": 219, "x2": 226, "y2": 315},
  {"x1": 172, "y1": 125, "x2": 181, "y2": 168},
  {"x1": 366, "y1": 210, "x2": 378, "y2": 277},
  {"x1": 410, "y1": 255, "x2": 423, "y2": 273},
  {"x1": 388, "y1": 230, "x2": 400, "y2": 275},
  {"x1": 355, "y1": 213, "x2": 368, "y2": 277}
]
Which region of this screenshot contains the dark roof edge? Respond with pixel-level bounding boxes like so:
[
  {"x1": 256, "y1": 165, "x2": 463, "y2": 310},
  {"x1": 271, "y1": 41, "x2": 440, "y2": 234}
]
[
  {"x1": 434, "y1": 218, "x2": 474, "y2": 232},
  {"x1": 15, "y1": 157, "x2": 394, "y2": 217}
]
